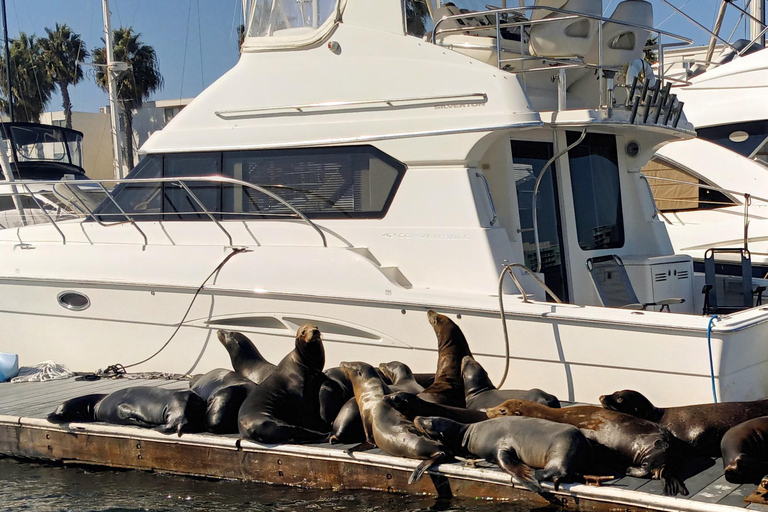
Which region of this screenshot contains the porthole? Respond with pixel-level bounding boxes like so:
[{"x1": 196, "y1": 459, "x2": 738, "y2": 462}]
[
  {"x1": 729, "y1": 131, "x2": 749, "y2": 143},
  {"x1": 57, "y1": 291, "x2": 90, "y2": 311}
]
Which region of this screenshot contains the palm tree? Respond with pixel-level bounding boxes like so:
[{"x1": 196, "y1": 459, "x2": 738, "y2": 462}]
[
  {"x1": 0, "y1": 32, "x2": 55, "y2": 122},
  {"x1": 93, "y1": 27, "x2": 163, "y2": 169},
  {"x1": 40, "y1": 24, "x2": 89, "y2": 130}
]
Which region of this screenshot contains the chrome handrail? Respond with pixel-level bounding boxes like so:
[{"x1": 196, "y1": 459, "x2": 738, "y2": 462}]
[
  {"x1": 0, "y1": 176, "x2": 329, "y2": 247},
  {"x1": 475, "y1": 171, "x2": 497, "y2": 226}
]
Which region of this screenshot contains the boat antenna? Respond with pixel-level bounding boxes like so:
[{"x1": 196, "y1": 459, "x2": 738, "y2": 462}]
[
  {"x1": 102, "y1": 0, "x2": 125, "y2": 179},
  {"x1": 1, "y1": 0, "x2": 13, "y2": 122}
]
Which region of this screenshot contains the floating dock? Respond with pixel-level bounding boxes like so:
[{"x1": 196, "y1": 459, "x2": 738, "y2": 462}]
[{"x1": 1, "y1": 377, "x2": 767, "y2": 512}]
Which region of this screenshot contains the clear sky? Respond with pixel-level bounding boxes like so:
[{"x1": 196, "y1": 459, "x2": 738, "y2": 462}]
[{"x1": 3, "y1": 0, "x2": 760, "y2": 114}]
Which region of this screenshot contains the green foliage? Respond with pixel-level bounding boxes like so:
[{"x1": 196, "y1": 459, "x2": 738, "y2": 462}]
[
  {"x1": 39, "y1": 23, "x2": 89, "y2": 129},
  {"x1": 93, "y1": 27, "x2": 163, "y2": 169},
  {"x1": 0, "y1": 32, "x2": 55, "y2": 123}
]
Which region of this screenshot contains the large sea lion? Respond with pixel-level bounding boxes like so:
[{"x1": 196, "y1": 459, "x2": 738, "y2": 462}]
[
  {"x1": 462, "y1": 356, "x2": 560, "y2": 410},
  {"x1": 48, "y1": 387, "x2": 207, "y2": 436},
  {"x1": 487, "y1": 399, "x2": 689, "y2": 496},
  {"x1": 238, "y1": 325, "x2": 330, "y2": 444},
  {"x1": 600, "y1": 389, "x2": 768, "y2": 456},
  {"x1": 382, "y1": 392, "x2": 488, "y2": 424},
  {"x1": 414, "y1": 415, "x2": 593, "y2": 492},
  {"x1": 720, "y1": 416, "x2": 768, "y2": 484},
  {"x1": 217, "y1": 329, "x2": 276, "y2": 384},
  {"x1": 419, "y1": 310, "x2": 473, "y2": 407},
  {"x1": 340, "y1": 361, "x2": 447, "y2": 483},
  {"x1": 190, "y1": 368, "x2": 257, "y2": 434},
  {"x1": 318, "y1": 367, "x2": 355, "y2": 425},
  {"x1": 379, "y1": 362, "x2": 424, "y2": 394}
]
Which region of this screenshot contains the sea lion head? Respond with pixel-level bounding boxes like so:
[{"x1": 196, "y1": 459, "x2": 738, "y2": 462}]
[
  {"x1": 378, "y1": 361, "x2": 412, "y2": 384},
  {"x1": 486, "y1": 399, "x2": 528, "y2": 418},
  {"x1": 295, "y1": 324, "x2": 325, "y2": 371},
  {"x1": 599, "y1": 389, "x2": 654, "y2": 419},
  {"x1": 461, "y1": 356, "x2": 490, "y2": 392},
  {"x1": 426, "y1": 310, "x2": 471, "y2": 353},
  {"x1": 381, "y1": 391, "x2": 420, "y2": 418},
  {"x1": 413, "y1": 415, "x2": 463, "y2": 443},
  {"x1": 47, "y1": 394, "x2": 106, "y2": 424},
  {"x1": 339, "y1": 361, "x2": 378, "y2": 383}
]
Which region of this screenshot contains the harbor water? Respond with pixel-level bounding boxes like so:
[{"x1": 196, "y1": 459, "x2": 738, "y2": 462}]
[{"x1": 0, "y1": 457, "x2": 540, "y2": 512}]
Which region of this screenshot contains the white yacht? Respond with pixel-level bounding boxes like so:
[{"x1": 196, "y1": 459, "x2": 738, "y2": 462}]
[{"x1": 1, "y1": 0, "x2": 767, "y2": 406}]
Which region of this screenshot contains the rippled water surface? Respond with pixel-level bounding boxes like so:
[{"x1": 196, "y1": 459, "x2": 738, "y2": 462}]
[{"x1": 0, "y1": 457, "x2": 549, "y2": 512}]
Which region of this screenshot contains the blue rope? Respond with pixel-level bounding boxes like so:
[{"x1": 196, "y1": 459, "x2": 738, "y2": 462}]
[{"x1": 707, "y1": 315, "x2": 720, "y2": 403}]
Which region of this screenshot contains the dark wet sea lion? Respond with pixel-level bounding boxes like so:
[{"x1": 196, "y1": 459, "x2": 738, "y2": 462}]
[
  {"x1": 721, "y1": 416, "x2": 768, "y2": 484},
  {"x1": 487, "y1": 399, "x2": 689, "y2": 496},
  {"x1": 217, "y1": 330, "x2": 276, "y2": 384},
  {"x1": 49, "y1": 387, "x2": 206, "y2": 436},
  {"x1": 462, "y1": 356, "x2": 560, "y2": 410},
  {"x1": 190, "y1": 368, "x2": 257, "y2": 434},
  {"x1": 382, "y1": 392, "x2": 488, "y2": 424},
  {"x1": 419, "y1": 310, "x2": 473, "y2": 407},
  {"x1": 340, "y1": 361, "x2": 447, "y2": 483},
  {"x1": 238, "y1": 325, "x2": 330, "y2": 444},
  {"x1": 600, "y1": 389, "x2": 768, "y2": 457},
  {"x1": 319, "y1": 367, "x2": 355, "y2": 425},
  {"x1": 415, "y1": 415, "x2": 593, "y2": 492},
  {"x1": 379, "y1": 362, "x2": 424, "y2": 394}
]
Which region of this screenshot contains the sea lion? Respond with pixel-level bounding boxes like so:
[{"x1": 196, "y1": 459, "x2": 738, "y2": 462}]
[
  {"x1": 379, "y1": 362, "x2": 424, "y2": 394},
  {"x1": 382, "y1": 392, "x2": 488, "y2": 424},
  {"x1": 414, "y1": 415, "x2": 593, "y2": 492},
  {"x1": 48, "y1": 387, "x2": 207, "y2": 436},
  {"x1": 720, "y1": 416, "x2": 768, "y2": 484},
  {"x1": 340, "y1": 361, "x2": 447, "y2": 483},
  {"x1": 217, "y1": 329, "x2": 276, "y2": 384},
  {"x1": 419, "y1": 310, "x2": 473, "y2": 407},
  {"x1": 462, "y1": 356, "x2": 560, "y2": 410},
  {"x1": 238, "y1": 325, "x2": 330, "y2": 444},
  {"x1": 190, "y1": 368, "x2": 257, "y2": 434},
  {"x1": 600, "y1": 389, "x2": 768, "y2": 456},
  {"x1": 487, "y1": 399, "x2": 689, "y2": 496},
  {"x1": 318, "y1": 367, "x2": 355, "y2": 425}
]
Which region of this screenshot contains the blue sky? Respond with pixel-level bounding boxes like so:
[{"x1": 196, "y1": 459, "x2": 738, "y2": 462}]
[{"x1": 4, "y1": 0, "x2": 759, "y2": 114}]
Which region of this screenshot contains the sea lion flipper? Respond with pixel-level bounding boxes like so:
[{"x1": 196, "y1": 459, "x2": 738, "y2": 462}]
[
  {"x1": 346, "y1": 440, "x2": 377, "y2": 453},
  {"x1": 497, "y1": 449, "x2": 542, "y2": 494},
  {"x1": 662, "y1": 471, "x2": 689, "y2": 496},
  {"x1": 408, "y1": 452, "x2": 446, "y2": 484}
]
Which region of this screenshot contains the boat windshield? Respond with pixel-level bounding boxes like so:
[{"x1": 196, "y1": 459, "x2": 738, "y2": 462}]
[
  {"x1": 0, "y1": 124, "x2": 83, "y2": 168},
  {"x1": 243, "y1": 0, "x2": 338, "y2": 38}
]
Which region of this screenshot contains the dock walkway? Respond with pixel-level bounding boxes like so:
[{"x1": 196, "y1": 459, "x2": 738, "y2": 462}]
[{"x1": 0, "y1": 377, "x2": 766, "y2": 512}]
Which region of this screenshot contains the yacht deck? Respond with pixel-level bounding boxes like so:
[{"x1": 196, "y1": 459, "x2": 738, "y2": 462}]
[{"x1": 1, "y1": 377, "x2": 767, "y2": 512}]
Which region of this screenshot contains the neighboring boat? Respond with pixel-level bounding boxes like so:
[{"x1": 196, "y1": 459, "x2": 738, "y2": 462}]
[{"x1": 1, "y1": 0, "x2": 767, "y2": 407}]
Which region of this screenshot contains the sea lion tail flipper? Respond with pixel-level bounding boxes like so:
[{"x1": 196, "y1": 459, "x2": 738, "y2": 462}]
[
  {"x1": 408, "y1": 452, "x2": 446, "y2": 484},
  {"x1": 498, "y1": 450, "x2": 543, "y2": 494}
]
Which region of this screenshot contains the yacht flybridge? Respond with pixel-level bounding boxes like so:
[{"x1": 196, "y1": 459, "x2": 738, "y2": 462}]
[{"x1": 2, "y1": 0, "x2": 768, "y2": 406}]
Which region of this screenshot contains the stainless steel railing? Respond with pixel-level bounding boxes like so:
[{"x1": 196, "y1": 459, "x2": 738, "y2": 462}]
[{"x1": 0, "y1": 176, "x2": 329, "y2": 247}]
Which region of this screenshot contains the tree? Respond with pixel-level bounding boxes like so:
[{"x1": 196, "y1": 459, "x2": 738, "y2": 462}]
[
  {"x1": 40, "y1": 23, "x2": 89, "y2": 130},
  {"x1": 0, "y1": 32, "x2": 55, "y2": 123},
  {"x1": 93, "y1": 27, "x2": 163, "y2": 169}
]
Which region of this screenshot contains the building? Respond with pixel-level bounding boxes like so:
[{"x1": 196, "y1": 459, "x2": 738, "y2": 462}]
[{"x1": 37, "y1": 111, "x2": 114, "y2": 180}]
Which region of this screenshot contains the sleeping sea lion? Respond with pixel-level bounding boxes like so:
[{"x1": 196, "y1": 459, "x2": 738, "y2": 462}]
[
  {"x1": 190, "y1": 368, "x2": 257, "y2": 434},
  {"x1": 419, "y1": 310, "x2": 473, "y2": 407},
  {"x1": 600, "y1": 389, "x2": 768, "y2": 456},
  {"x1": 217, "y1": 329, "x2": 276, "y2": 384},
  {"x1": 379, "y1": 361, "x2": 424, "y2": 394},
  {"x1": 462, "y1": 356, "x2": 560, "y2": 410},
  {"x1": 720, "y1": 416, "x2": 768, "y2": 484},
  {"x1": 487, "y1": 399, "x2": 689, "y2": 496},
  {"x1": 340, "y1": 361, "x2": 447, "y2": 483},
  {"x1": 382, "y1": 391, "x2": 487, "y2": 424},
  {"x1": 414, "y1": 415, "x2": 593, "y2": 492},
  {"x1": 238, "y1": 325, "x2": 330, "y2": 444}
]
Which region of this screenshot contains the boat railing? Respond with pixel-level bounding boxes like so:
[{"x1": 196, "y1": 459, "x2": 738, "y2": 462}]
[
  {"x1": 431, "y1": 5, "x2": 693, "y2": 112},
  {"x1": 0, "y1": 176, "x2": 329, "y2": 247}
]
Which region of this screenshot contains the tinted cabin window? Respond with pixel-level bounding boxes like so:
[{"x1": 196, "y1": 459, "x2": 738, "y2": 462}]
[
  {"x1": 567, "y1": 132, "x2": 625, "y2": 251},
  {"x1": 698, "y1": 120, "x2": 768, "y2": 162},
  {"x1": 93, "y1": 146, "x2": 405, "y2": 221}
]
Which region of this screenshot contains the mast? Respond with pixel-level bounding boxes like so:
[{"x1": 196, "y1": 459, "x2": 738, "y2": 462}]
[
  {"x1": 705, "y1": 0, "x2": 729, "y2": 66},
  {"x1": 102, "y1": 0, "x2": 125, "y2": 179},
  {"x1": 1, "y1": 0, "x2": 13, "y2": 122},
  {"x1": 750, "y1": 0, "x2": 765, "y2": 46}
]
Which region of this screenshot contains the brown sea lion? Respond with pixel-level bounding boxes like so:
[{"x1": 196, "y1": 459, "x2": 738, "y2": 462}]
[
  {"x1": 487, "y1": 399, "x2": 689, "y2": 496},
  {"x1": 419, "y1": 310, "x2": 473, "y2": 407},
  {"x1": 462, "y1": 356, "x2": 560, "y2": 410},
  {"x1": 217, "y1": 329, "x2": 276, "y2": 384},
  {"x1": 721, "y1": 416, "x2": 768, "y2": 484},
  {"x1": 238, "y1": 325, "x2": 330, "y2": 444},
  {"x1": 340, "y1": 361, "x2": 447, "y2": 483},
  {"x1": 414, "y1": 415, "x2": 593, "y2": 492},
  {"x1": 600, "y1": 389, "x2": 768, "y2": 456}
]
